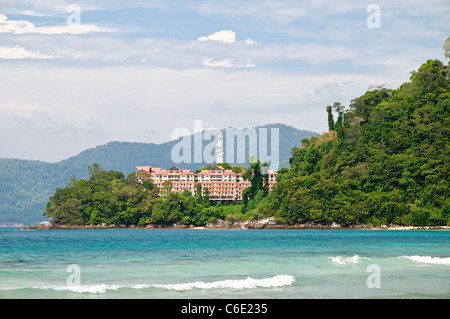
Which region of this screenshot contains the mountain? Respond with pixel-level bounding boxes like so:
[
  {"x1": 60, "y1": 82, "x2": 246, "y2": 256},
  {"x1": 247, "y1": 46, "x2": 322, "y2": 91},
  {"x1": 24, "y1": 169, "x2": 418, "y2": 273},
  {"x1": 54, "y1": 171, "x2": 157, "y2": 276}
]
[{"x1": 0, "y1": 123, "x2": 318, "y2": 225}]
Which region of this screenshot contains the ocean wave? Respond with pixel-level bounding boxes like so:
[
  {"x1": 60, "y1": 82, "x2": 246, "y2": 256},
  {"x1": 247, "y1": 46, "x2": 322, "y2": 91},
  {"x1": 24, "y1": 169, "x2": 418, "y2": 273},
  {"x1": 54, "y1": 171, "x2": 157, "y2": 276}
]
[
  {"x1": 402, "y1": 256, "x2": 450, "y2": 265},
  {"x1": 53, "y1": 283, "x2": 123, "y2": 294},
  {"x1": 0, "y1": 275, "x2": 295, "y2": 294},
  {"x1": 0, "y1": 283, "x2": 147, "y2": 294},
  {"x1": 329, "y1": 255, "x2": 369, "y2": 265},
  {"x1": 154, "y1": 275, "x2": 295, "y2": 291}
]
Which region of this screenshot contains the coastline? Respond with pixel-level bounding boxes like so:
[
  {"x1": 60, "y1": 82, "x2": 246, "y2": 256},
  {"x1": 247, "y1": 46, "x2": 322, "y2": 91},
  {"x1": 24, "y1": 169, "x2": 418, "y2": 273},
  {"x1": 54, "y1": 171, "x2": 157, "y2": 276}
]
[{"x1": 22, "y1": 218, "x2": 450, "y2": 231}]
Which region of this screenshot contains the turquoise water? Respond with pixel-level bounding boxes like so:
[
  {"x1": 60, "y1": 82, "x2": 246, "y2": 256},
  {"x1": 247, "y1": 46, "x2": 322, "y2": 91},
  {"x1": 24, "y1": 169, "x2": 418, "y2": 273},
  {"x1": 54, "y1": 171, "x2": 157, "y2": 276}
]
[{"x1": 0, "y1": 228, "x2": 449, "y2": 299}]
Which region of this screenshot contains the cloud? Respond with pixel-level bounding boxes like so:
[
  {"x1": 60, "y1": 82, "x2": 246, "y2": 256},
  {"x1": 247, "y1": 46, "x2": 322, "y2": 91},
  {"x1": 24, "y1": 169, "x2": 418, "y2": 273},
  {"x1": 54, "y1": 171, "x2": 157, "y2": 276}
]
[
  {"x1": 202, "y1": 58, "x2": 234, "y2": 67},
  {"x1": 188, "y1": 0, "x2": 309, "y2": 25},
  {"x1": 196, "y1": 29, "x2": 256, "y2": 68},
  {"x1": 1, "y1": 0, "x2": 447, "y2": 163},
  {"x1": 0, "y1": 63, "x2": 404, "y2": 161},
  {"x1": 0, "y1": 110, "x2": 108, "y2": 162},
  {"x1": 244, "y1": 42, "x2": 358, "y2": 65},
  {"x1": 202, "y1": 56, "x2": 255, "y2": 68},
  {"x1": 198, "y1": 29, "x2": 236, "y2": 44},
  {"x1": 1, "y1": 1, "x2": 106, "y2": 17},
  {"x1": 19, "y1": 10, "x2": 52, "y2": 17},
  {"x1": 314, "y1": 82, "x2": 343, "y2": 98},
  {"x1": 0, "y1": 45, "x2": 54, "y2": 59},
  {"x1": 0, "y1": 14, "x2": 113, "y2": 35}
]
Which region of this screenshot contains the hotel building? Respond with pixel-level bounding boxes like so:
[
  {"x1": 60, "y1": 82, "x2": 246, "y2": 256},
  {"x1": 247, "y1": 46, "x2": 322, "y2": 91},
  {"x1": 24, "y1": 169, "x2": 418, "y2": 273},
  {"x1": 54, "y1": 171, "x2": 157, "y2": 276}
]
[
  {"x1": 136, "y1": 165, "x2": 277, "y2": 201},
  {"x1": 135, "y1": 166, "x2": 196, "y2": 195}
]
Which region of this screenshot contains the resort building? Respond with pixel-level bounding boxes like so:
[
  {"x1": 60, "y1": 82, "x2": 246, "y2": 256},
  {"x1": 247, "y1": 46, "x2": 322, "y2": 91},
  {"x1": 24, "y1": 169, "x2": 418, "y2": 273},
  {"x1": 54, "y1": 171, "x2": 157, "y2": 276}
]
[
  {"x1": 135, "y1": 166, "x2": 196, "y2": 195},
  {"x1": 196, "y1": 166, "x2": 241, "y2": 201},
  {"x1": 136, "y1": 165, "x2": 277, "y2": 201}
]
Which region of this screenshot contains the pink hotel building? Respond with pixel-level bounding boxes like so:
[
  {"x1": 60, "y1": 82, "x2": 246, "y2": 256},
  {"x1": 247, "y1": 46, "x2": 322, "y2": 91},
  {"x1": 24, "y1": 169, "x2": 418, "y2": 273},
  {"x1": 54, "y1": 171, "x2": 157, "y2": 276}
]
[{"x1": 136, "y1": 165, "x2": 277, "y2": 201}]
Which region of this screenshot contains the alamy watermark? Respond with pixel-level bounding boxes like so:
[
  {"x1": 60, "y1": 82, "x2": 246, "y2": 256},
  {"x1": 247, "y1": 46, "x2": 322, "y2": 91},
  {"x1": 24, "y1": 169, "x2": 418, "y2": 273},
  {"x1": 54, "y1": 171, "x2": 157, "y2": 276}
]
[
  {"x1": 66, "y1": 264, "x2": 81, "y2": 287},
  {"x1": 366, "y1": 4, "x2": 381, "y2": 29},
  {"x1": 366, "y1": 264, "x2": 381, "y2": 288},
  {"x1": 170, "y1": 120, "x2": 280, "y2": 172},
  {"x1": 67, "y1": 4, "x2": 81, "y2": 27}
]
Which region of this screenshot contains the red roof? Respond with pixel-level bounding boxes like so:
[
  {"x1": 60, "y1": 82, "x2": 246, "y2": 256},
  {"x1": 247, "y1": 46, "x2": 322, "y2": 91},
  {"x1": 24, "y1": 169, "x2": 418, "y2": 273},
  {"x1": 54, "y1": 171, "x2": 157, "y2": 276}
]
[{"x1": 136, "y1": 166, "x2": 194, "y2": 175}]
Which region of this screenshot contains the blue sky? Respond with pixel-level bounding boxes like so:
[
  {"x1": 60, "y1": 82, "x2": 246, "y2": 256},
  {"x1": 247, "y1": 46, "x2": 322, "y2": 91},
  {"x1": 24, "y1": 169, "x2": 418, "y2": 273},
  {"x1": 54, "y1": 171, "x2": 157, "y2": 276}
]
[{"x1": 0, "y1": 0, "x2": 449, "y2": 162}]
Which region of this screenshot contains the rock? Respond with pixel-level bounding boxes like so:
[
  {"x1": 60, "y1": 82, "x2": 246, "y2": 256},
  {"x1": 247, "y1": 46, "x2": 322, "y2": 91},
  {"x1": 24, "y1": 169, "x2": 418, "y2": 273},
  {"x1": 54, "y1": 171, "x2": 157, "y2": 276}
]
[
  {"x1": 225, "y1": 220, "x2": 244, "y2": 228},
  {"x1": 173, "y1": 221, "x2": 187, "y2": 228},
  {"x1": 206, "y1": 219, "x2": 225, "y2": 228},
  {"x1": 243, "y1": 220, "x2": 256, "y2": 228},
  {"x1": 298, "y1": 222, "x2": 316, "y2": 229},
  {"x1": 225, "y1": 215, "x2": 244, "y2": 228},
  {"x1": 330, "y1": 222, "x2": 341, "y2": 228},
  {"x1": 254, "y1": 217, "x2": 277, "y2": 229},
  {"x1": 35, "y1": 221, "x2": 53, "y2": 229}
]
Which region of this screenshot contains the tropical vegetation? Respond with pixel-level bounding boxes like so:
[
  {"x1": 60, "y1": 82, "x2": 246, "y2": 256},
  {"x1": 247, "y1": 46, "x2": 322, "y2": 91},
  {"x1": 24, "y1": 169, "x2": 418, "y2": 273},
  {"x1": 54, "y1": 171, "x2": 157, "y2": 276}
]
[
  {"x1": 44, "y1": 57, "x2": 450, "y2": 227},
  {"x1": 258, "y1": 59, "x2": 450, "y2": 226}
]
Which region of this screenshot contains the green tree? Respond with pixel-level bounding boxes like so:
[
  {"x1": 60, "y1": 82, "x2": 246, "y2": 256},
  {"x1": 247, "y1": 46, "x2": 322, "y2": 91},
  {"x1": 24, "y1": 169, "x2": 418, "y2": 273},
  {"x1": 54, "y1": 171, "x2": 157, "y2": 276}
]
[
  {"x1": 195, "y1": 183, "x2": 203, "y2": 204},
  {"x1": 443, "y1": 35, "x2": 450, "y2": 60},
  {"x1": 327, "y1": 105, "x2": 335, "y2": 131},
  {"x1": 333, "y1": 102, "x2": 345, "y2": 139},
  {"x1": 162, "y1": 180, "x2": 173, "y2": 197},
  {"x1": 204, "y1": 187, "x2": 210, "y2": 205}
]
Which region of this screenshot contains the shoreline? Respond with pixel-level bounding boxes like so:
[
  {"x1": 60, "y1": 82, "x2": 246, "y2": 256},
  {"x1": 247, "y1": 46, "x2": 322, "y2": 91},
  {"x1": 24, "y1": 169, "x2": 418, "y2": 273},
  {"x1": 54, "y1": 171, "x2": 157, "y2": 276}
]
[{"x1": 21, "y1": 218, "x2": 450, "y2": 231}]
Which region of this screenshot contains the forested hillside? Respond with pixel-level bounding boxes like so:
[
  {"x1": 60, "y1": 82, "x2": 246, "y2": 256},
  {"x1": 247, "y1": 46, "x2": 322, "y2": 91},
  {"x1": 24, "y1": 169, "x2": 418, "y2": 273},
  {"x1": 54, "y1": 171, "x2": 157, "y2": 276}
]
[
  {"x1": 262, "y1": 59, "x2": 449, "y2": 226},
  {"x1": 0, "y1": 124, "x2": 317, "y2": 225}
]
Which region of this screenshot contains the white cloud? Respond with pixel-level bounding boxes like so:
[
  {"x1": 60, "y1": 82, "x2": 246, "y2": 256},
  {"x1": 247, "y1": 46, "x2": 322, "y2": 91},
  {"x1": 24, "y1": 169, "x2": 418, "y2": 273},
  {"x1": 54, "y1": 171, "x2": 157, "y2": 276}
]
[
  {"x1": 202, "y1": 56, "x2": 255, "y2": 68},
  {"x1": 1, "y1": 0, "x2": 106, "y2": 17},
  {"x1": 0, "y1": 14, "x2": 113, "y2": 35},
  {"x1": 19, "y1": 10, "x2": 49, "y2": 17},
  {"x1": 198, "y1": 29, "x2": 236, "y2": 44},
  {"x1": 0, "y1": 45, "x2": 54, "y2": 59},
  {"x1": 0, "y1": 109, "x2": 108, "y2": 162},
  {"x1": 245, "y1": 42, "x2": 358, "y2": 65},
  {"x1": 0, "y1": 62, "x2": 407, "y2": 161},
  {"x1": 202, "y1": 58, "x2": 234, "y2": 68},
  {"x1": 1, "y1": 0, "x2": 447, "y2": 163}
]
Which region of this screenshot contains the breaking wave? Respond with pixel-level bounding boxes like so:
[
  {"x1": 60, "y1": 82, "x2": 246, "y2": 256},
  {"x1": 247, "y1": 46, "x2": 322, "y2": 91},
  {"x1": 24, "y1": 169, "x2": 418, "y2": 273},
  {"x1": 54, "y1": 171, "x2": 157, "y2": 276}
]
[
  {"x1": 154, "y1": 275, "x2": 295, "y2": 291},
  {"x1": 329, "y1": 255, "x2": 369, "y2": 265},
  {"x1": 0, "y1": 275, "x2": 295, "y2": 294},
  {"x1": 53, "y1": 283, "x2": 123, "y2": 294},
  {"x1": 402, "y1": 256, "x2": 450, "y2": 265}
]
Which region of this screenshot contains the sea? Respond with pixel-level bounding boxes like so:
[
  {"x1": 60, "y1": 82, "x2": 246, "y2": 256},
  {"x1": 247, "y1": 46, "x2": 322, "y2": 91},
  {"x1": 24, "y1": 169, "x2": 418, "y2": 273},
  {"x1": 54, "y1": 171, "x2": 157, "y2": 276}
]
[{"x1": 0, "y1": 228, "x2": 449, "y2": 299}]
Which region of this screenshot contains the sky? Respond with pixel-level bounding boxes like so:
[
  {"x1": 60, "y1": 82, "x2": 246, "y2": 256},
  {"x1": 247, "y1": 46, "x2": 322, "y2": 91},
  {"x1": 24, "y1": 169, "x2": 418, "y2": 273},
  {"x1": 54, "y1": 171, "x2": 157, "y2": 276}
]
[{"x1": 0, "y1": 0, "x2": 449, "y2": 162}]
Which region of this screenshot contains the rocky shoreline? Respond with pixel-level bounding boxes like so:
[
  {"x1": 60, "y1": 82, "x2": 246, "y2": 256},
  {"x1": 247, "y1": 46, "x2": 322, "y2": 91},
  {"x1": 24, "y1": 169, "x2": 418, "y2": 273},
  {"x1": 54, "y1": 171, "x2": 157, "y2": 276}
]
[{"x1": 21, "y1": 217, "x2": 450, "y2": 231}]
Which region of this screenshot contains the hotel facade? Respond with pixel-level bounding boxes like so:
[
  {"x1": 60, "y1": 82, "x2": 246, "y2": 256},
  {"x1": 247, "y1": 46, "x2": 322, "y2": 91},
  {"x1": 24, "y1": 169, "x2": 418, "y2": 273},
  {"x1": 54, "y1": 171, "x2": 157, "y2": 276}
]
[{"x1": 135, "y1": 165, "x2": 277, "y2": 201}]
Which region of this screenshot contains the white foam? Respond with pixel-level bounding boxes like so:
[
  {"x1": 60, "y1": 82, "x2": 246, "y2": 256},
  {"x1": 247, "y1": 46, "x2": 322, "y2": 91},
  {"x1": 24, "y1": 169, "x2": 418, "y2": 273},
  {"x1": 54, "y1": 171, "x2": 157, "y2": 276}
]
[
  {"x1": 53, "y1": 283, "x2": 122, "y2": 293},
  {"x1": 330, "y1": 255, "x2": 369, "y2": 265},
  {"x1": 153, "y1": 275, "x2": 295, "y2": 291},
  {"x1": 403, "y1": 256, "x2": 450, "y2": 265},
  {"x1": 2, "y1": 275, "x2": 295, "y2": 294},
  {"x1": 0, "y1": 284, "x2": 121, "y2": 294}
]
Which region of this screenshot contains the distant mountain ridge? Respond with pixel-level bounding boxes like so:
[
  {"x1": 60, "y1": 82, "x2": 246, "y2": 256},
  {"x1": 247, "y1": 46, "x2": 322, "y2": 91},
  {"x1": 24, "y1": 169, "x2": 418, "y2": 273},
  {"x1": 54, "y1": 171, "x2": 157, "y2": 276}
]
[{"x1": 0, "y1": 123, "x2": 318, "y2": 225}]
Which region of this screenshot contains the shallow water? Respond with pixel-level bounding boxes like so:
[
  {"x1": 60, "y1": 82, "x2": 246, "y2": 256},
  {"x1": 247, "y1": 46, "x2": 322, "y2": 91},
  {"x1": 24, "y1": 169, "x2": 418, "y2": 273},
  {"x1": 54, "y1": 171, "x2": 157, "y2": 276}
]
[{"x1": 0, "y1": 228, "x2": 449, "y2": 298}]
